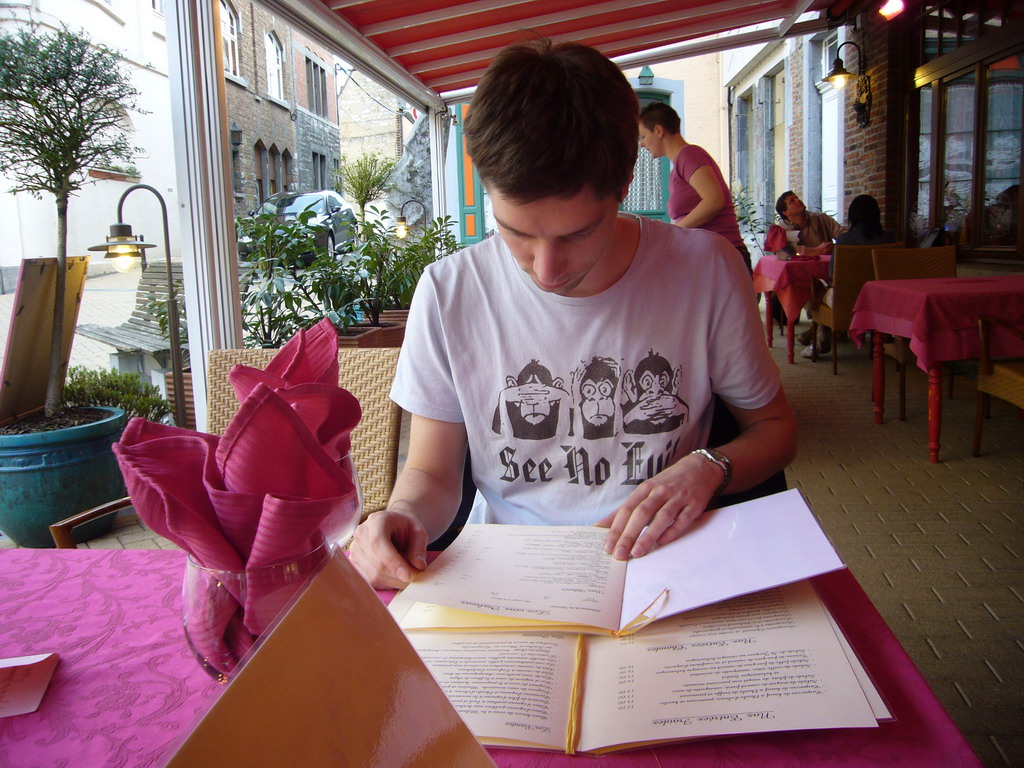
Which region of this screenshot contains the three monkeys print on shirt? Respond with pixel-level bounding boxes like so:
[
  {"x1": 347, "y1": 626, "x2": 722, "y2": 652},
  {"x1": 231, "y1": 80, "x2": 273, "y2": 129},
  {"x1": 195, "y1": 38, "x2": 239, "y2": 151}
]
[{"x1": 490, "y1": 350, "x2": 689, "y2": 489}]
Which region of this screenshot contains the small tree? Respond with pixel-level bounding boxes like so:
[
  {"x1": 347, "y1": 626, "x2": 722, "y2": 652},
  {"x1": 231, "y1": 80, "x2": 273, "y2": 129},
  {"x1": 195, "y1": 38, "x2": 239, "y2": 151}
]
[
  {"x1": 0, "y1": 26, "x2": 139, "y2": 418},
  {"x1": 335, "y1": 153, "x2": 396, "y2": 221}
]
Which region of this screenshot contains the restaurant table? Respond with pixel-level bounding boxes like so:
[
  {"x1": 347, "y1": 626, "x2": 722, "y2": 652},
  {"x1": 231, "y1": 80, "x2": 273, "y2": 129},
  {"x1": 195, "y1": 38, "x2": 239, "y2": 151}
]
[
  {"x1": 0, "y1": 547, "x2": 981, "y2": 767},
  {"x1": 752, "y1": 253, "x2": 832, "y2": 363},
  {"x1": 849, "y1": 275, "x2": 1024, "y2": 462}
]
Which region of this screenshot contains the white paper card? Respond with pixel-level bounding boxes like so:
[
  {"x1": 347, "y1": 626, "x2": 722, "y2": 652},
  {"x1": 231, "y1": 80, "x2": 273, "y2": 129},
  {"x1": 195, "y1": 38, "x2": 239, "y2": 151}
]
[{"x1": 0, "y1": 653, "x2": 60, "y2": 717}]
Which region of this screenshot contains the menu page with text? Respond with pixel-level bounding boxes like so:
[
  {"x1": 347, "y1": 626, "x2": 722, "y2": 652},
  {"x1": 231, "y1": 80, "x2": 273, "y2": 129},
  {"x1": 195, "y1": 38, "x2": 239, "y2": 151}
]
[
  {"x1": 398, "y1": 489, "x2": 844, "y2": 634},
  {"x1": 405, "y1": 581, "x2": 879, "y2": 754}
]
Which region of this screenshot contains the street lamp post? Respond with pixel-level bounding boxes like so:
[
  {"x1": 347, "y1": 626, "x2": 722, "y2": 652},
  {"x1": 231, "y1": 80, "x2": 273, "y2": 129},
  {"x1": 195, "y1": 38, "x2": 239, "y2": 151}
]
[
  {"x1": 89, "y1": 184, "x2": 186, "y2": 427},
  {"x1": 395, "y1": 199, "x2": 426, "y2": 239}
]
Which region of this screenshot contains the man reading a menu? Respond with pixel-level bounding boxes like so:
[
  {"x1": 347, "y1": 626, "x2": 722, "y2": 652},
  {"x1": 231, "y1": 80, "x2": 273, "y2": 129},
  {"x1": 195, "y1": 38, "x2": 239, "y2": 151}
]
[{"x1": 349, "y1": 40, "x2": 797, "y2": 589}]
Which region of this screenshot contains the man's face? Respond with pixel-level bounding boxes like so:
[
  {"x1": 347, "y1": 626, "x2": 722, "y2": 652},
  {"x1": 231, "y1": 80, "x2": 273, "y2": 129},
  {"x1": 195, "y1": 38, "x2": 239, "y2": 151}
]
[
  {"x1": 783, "y1": 194, "x2": 806, "y2": 218},
  {"x1": 638, "y1": 123, "x2": 664, "y2": 158},
  {"x1": 491, "y1": 186, "x2": 630, "y2": 298}
]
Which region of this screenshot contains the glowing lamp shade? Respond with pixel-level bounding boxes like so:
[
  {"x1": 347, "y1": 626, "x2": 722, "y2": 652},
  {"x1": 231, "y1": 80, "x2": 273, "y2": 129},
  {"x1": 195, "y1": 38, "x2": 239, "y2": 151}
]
[
  {"x1": 88, "y1": 222, "x2": 154, "y2": 271},
  {"x1": 879, "y1": 0, "x2": 904, "y2": 19},
  {"x1": 395, "y1": 217, "x2": 409, "y2": 239},
  {"x1": 824, "y1": 59, "x2": 855, "y2": 90}
]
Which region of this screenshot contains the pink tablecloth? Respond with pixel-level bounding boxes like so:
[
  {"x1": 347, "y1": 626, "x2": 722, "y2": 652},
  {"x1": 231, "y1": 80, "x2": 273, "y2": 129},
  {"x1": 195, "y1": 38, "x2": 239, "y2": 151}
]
[
  {"x1": 0, "y1": 549, "x2": 218, "y2": 768},
  {"x1": 0, "y1": 547, "x2": 980, "y2": 767},
  {"x1": 849, "y1": 276, "x2": 1024, "y2": 370},
  {"x1": 752, "y1": 253, "x2": 832, "y2": 321}
]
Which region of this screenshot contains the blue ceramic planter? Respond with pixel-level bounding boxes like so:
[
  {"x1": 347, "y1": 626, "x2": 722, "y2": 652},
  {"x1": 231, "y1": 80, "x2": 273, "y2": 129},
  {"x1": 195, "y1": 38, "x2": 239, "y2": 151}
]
[{"x1": 0, "y1": 407, "x2": 128, "y2": 548}]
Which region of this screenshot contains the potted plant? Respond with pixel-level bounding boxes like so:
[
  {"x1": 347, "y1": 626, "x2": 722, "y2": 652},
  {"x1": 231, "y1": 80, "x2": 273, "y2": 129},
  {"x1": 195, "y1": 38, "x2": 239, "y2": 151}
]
[
  {"x1": 336, "y1": 153, "x2": 396, "y2": 223},
  {"x1": 316, "y1": 206, "x2": 459, "y2": 340},
  {"x1": 0, "y1": 26, "x2": 141, "y2": 547}
]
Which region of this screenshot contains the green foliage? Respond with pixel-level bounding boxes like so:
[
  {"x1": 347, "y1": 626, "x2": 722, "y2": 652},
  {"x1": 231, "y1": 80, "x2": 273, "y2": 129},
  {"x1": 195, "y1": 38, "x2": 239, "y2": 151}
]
[
  {"x1": 0, "y1": 25, "x2": 140, "y2": 201},
  {"x1": 236, "y1": 210, "x2": 339, "y2": 347},
  {"x1": 331, "y1": 207, "x2": 461, "y2": 326},
  {"x1": 732, "y1": 186, "x2": 767, "y2": 256},
  {"x1": 143, "y1": 280, "x2": 190, "y2": 361},
  {"x1": 63, "y1": 366, "x2": 172, "y2": 422},
  {"x1": 335, "y1": 154, "x2": 396, "y2": 221},
  {"x1": 237, "y1": 206, "x2": 461, "y2": 345}
]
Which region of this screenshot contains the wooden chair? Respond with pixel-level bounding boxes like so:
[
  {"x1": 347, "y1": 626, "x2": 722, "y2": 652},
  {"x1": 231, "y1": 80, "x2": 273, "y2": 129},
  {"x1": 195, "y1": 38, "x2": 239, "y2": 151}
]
[
  {"x1": 973, "y1": 315, "x2": 1024, "y2": 456},
  {"x1": 50, "y1": 347, "x2": 403, "y2": 547},
  {"x1": 808, "y1": 244, "x2": 902, "y2": 374},
  {"x1": 871, "y1": 246, "x2": 957, "y2": 420}
]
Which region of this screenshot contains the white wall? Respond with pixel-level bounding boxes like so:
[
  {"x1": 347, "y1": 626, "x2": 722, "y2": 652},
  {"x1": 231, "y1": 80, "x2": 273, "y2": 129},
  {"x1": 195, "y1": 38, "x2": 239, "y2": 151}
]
[{"x1": 0, "y1": 0, "x2": 180, "y2": 286}]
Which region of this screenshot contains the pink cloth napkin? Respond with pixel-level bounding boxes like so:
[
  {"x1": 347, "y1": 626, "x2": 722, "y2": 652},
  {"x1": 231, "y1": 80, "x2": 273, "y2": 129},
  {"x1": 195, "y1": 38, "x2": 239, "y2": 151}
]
[{"x1": 112, "y1": 319, "x2": 362, "y2": 675}]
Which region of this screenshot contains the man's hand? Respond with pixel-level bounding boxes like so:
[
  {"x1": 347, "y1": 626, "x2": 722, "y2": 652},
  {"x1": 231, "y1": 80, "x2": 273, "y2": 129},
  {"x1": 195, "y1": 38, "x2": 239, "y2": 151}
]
[
  {"x1": 597, "y1": 451, "x2": 723, "y2": 560},
  {"x1": 349, "y1": 509, "x2": 430, "y2": 589}
]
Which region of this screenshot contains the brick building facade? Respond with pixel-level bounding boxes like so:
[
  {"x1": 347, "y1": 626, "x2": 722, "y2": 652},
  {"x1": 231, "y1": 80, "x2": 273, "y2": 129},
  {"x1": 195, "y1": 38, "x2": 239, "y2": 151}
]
[{"x1": 220, "y1": 0, "x2": 340, "y2": 216}]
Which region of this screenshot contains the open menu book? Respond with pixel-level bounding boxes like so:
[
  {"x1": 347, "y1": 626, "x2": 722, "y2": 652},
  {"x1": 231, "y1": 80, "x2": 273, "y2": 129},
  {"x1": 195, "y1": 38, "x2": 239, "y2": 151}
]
[
  {"x1": 392, "y1": 489, "x2": 844, "y2": 635},
  {"x1": 403, "y1": 580, "x2": 891, "y2": 754}
]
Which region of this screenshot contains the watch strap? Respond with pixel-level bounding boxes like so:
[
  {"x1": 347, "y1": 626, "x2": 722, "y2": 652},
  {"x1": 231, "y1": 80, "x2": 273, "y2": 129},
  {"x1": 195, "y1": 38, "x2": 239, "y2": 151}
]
[{"x1": 691, "y1": 448, "x2": 732, "y2": 496}]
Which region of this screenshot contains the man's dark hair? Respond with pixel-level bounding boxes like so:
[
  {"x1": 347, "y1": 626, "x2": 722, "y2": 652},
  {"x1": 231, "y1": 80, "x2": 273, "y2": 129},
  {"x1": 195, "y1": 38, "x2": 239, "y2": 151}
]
[
  {"x1": 463, "y1": 39, "x2": 639, "y2": 203},
  {"x1": 638, "y1": 102, "x2": 681, "y2": 135},
  {"x1": 775, "y1": 190, "x2": 796, "y2": 220}
]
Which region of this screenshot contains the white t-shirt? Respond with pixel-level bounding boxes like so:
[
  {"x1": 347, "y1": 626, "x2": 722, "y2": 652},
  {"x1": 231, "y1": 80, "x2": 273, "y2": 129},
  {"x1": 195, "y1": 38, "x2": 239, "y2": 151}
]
[{"x1": 391, "y1": 215, "x2": 780, "y2": 526}]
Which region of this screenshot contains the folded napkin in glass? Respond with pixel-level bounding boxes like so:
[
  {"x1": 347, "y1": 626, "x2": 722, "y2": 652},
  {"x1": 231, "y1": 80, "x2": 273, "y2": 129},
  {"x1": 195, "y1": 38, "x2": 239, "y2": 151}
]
[{"x1": 113, "y1": 319, "x2": 362, "y2": 678}]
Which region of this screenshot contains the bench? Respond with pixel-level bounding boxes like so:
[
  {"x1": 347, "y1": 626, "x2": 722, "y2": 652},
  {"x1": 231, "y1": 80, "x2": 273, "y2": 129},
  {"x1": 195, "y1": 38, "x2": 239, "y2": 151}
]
[{"x1": 78, "y1": 263, "x2": 186, "y2": 376}]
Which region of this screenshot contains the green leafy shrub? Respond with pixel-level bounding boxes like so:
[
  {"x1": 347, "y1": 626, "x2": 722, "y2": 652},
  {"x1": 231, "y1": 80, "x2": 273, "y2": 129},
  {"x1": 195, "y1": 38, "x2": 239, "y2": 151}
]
[{"x1": 63, "y1": 366, "x2": 172, "y2": 422}]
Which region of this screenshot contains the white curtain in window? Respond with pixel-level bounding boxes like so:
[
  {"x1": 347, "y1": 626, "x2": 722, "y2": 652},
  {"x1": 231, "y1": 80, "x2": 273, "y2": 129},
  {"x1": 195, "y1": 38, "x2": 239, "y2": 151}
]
[
  {"x1": 265, "y1": 33, "x2": 283, "y2": 99},
  {"x1": 220, "y1": 0, "x2": 240, "y2": 77}
]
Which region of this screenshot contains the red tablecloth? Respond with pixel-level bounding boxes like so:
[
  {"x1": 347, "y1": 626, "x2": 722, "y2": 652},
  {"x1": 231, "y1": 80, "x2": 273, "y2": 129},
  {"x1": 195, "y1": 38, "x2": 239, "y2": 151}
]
[
  {"x1": 0, "y1": 548, "x2": 981, "y2": 767},
  {"x1": 753, "y1": 254, "x2": 832, "y2": 363},
  {"x1": 848, "y1": 276, "x2": 1024, "y2": 370}
]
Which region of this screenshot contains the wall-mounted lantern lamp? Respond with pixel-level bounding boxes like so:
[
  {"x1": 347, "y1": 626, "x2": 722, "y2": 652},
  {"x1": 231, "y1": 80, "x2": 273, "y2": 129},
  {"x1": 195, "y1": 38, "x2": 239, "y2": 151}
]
[
  {"x1": 88, "y1": 184, "x2": 186, "y2": 428},
  {"x1": 395, "y1": 199, "x2": 426, "y2": 239},
  {"x1": 823, "y1": 40, "x2": 872, "y2": 128},
  {"x1": 638, "y1": 66, "x2": 655, "y2": 86}
]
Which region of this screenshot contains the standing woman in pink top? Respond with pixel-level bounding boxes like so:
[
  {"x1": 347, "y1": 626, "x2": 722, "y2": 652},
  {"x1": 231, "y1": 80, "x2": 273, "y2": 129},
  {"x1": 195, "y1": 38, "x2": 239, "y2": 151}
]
[{"x1": 638, "y1": 102, "x2": 750, "y2": 272}]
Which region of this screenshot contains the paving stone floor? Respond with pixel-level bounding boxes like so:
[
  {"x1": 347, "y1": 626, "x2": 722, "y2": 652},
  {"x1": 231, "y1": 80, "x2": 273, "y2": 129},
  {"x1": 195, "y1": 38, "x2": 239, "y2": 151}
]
[{"x1": 2, "y1": 310, "x2": 1021, "y2": 766}]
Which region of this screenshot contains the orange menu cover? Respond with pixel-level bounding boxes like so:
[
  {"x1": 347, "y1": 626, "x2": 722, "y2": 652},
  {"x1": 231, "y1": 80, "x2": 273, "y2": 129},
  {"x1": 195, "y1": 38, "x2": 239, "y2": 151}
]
[{"x1": 165, "y1": 550, "x2": 495, "y2": 768}]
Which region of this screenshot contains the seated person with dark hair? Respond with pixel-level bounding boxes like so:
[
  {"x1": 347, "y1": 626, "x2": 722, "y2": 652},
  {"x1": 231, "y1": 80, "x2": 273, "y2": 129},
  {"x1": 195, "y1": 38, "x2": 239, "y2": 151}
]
[
  {"x1": 833, "y1": 194, "x2": 896, "y2": 273},
  {"x1": 349, "y1": 40, "x2": 797, "y2": 590}
]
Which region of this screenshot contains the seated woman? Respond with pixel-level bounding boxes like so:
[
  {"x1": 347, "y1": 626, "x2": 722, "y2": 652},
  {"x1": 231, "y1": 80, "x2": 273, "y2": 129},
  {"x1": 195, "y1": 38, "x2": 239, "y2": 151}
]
[
  {"x1": 832, "y1": 194, "x2": 896, "y2": 277},
  {"x1": 801, "y1": 194, "x2": 896, "y2": 358}
]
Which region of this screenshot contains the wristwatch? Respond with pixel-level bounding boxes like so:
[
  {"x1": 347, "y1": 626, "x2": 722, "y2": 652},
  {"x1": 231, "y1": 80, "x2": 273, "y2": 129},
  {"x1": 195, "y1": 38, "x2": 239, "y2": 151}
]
[{"x1": 690, "y1": 448, "x2": 732, "y2": 496}]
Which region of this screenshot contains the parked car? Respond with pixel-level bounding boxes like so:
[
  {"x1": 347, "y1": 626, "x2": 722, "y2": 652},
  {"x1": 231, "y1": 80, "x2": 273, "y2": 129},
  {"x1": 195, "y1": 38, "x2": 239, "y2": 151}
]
[{"x1": 237, "y1": 190, "x2": 356, "y2": 262}]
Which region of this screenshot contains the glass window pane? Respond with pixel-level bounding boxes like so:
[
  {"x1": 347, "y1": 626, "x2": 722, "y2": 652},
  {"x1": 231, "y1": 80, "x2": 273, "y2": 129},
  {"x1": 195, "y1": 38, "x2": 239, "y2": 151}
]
[
  {"x1": 913, "y1": 85, "x2": 933, "y2": 238},
  {"x1": 924, "y1": 5, "x2": 941, "y2": 61},
  {"x1": 942, "y1": 73, "x2": 975, "y2": 243},
  {"x1": 983, "y1": 54, "x2": 1022, "y2": 245}
]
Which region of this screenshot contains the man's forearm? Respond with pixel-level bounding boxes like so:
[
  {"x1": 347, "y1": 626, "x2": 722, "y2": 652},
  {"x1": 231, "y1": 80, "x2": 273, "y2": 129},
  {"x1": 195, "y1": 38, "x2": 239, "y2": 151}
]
[
  {"x1": 713, "y1": 391, "x2": 798, "y2": 495},
  {"x1": 386, "y1": 465, "x2": 464, "y2": 544}
]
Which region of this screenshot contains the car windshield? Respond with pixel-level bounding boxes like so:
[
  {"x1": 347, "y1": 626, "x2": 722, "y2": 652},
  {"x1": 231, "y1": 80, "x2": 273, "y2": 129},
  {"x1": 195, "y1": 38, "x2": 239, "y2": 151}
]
[{"x1": 257, "y1": 194, "x2": 326, "y2": 216}]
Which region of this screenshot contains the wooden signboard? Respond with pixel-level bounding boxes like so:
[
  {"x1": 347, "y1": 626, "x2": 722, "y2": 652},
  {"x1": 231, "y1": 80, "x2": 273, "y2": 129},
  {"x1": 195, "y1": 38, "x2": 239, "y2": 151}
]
[{"x1": 0, "y1": 257, "x2": 89, "y2": 424}]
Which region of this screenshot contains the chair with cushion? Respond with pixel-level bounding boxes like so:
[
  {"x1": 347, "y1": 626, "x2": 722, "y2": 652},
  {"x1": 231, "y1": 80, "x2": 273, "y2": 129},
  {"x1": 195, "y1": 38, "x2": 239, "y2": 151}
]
[
  {"x1": 808, "y1": 244, "x2": 901, "y2": 374},
  {"x1": 51, "y1": 347, "x2": 403, "y2": 547},
  {"x1": 871, "y1": 245, "x2": 957, "y2": 420},
  {"x1": 973, "y1": 315, "x2": 1024, "y2": 456}
]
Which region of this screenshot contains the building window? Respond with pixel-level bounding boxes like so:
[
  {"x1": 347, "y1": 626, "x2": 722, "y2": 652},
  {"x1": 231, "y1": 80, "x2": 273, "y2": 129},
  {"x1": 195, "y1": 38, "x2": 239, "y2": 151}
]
[
  {"x1": 312, "y1": 152, "x2": 328, "y2": 189},
  {"x1": 282, "y1": 151, "x2": 293, "y2": 192},
  {"x1": 306, "y1": 57, "x2": 328, "y2": 118},
  {"x1": 255, "y1": 142, "x2": 267, "y2": 203},
  {"x1": 911, "y1": 43, "x2": 1023, "y2": 259},
  {"x1": 220, "y1": 1, "x2": 240, "y2": 77},
  {"x1": 922, "y1": 0, "x2": 1019, "y2": 62},
  {"x1": 265, "y1": 33, "x2": 284, "y2": 100},
  {"x1": 151, "y1": 0, "x2": 164, "y2": 12}
]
